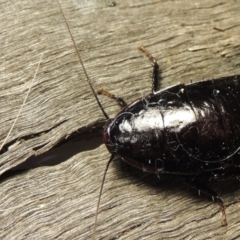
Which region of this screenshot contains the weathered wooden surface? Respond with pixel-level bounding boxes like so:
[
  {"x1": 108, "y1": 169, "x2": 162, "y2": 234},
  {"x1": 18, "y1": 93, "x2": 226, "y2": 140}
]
[{"x1": 1, "y1": 0, "x2": 240, "y2": 239}]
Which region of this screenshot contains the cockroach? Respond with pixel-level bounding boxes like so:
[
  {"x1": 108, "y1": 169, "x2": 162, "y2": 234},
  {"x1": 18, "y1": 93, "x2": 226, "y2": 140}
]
[{"x1": 56, "y1": 0, "x2": 240, "y2": 238}]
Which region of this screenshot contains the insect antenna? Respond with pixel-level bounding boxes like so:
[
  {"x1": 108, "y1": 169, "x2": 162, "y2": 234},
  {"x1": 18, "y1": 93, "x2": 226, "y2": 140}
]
[
  {"x1": 55, "y1": 0, "x2": 110, "y2": 120},
  {"x1": 0, "y1": 53, "x2": 43, "y2": 152},
  {"x1": 55, "y1": 1, "x2": 116, "y2": 238},
  {"x1": 92, "y1": 154, "x2": 115, "y2": 240}
]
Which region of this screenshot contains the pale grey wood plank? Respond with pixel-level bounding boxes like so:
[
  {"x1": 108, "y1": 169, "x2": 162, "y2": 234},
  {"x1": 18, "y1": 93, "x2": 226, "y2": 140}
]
[{"x1": 0, "y1": 0, "x2": 240, "y2": 239}]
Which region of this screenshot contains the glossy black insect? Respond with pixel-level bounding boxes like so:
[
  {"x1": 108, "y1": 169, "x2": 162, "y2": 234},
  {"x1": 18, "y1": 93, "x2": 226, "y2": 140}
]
[
  {"x1": 99, "y1": 47, "x2": 240, "y2": 228},
  {"x1": 104, "y1": 48, "x2": 240, "y2": 181},
  {"x1": 56, "y1": 1, "x2": 240, "y2": 236}
]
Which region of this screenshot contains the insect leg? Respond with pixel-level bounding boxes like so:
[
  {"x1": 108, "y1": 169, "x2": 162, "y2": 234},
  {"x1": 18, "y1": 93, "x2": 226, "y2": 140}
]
[
  {"x1": 209, "y1": 167, "x2": 240, "y2": 181},
  {"x1": 185, "y1": 177, "x2": 227, "y2": 226},
  {"x1": 138, "y1": 46, "x2": 160, "y2": 94},
  {"x1": 97, "y1": 88, "x2": 127, "y2": 108}
]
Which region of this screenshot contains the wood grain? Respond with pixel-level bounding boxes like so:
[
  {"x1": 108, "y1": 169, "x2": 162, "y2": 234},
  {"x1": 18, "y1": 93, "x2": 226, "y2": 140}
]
[{"x1": 1, "y1": 0, "x2": 240, "y2": 239}]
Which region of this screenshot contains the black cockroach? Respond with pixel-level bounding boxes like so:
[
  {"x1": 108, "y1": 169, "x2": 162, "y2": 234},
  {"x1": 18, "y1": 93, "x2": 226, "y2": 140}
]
[{"x1": 56, "y1": 0, "x2": 240, "y2": 237}]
